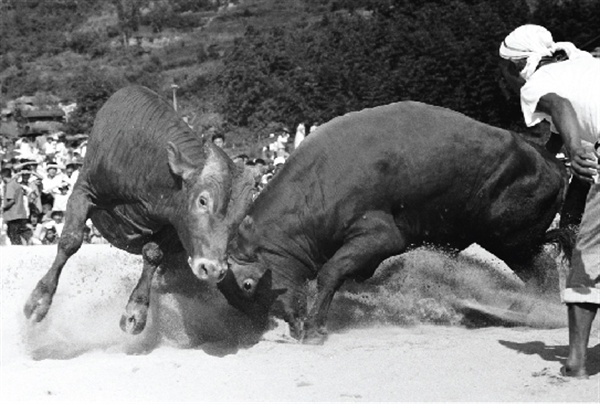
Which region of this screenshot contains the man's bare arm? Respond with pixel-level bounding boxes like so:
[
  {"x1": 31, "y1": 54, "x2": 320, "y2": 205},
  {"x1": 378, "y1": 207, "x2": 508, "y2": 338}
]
[{"x1": 537, "y1": 92, "x2": 599, "y2": 183}]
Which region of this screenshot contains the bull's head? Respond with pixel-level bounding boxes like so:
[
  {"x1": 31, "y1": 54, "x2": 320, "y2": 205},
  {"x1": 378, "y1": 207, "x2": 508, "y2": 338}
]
[
  {"x1": 167, "y1": 141, "x2": 255, "y2": 283},
  {"x1": 218, "y1": 216, "x2": 289, "y2": 335}
]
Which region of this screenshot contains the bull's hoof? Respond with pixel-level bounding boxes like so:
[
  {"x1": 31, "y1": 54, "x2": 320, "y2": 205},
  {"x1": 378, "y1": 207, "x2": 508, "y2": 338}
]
[
  {"x1": 560, "y1": 365, "x2": 589, "y2": 379},
  {"x1": 119, "y1": 306, "x2": 148, "y2": 335},
  {"x1": 288, "y1": 318, "x2": 305, "y2": 341},
  {"x1": 23, "y1": 286, "x2": 53, "y2": 323},
  {"x1": 302, "y1": 327, "x2": 328, "y2": 345}
]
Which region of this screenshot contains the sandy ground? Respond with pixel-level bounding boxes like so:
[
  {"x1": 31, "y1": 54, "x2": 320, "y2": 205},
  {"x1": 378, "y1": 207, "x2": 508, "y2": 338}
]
[{"x1": 1, "y1": 244, "x2": 599, "y2": 403}]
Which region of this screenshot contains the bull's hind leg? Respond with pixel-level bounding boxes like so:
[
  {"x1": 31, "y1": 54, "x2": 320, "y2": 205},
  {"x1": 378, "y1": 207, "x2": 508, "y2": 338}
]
[
  {"x1": 120, "y1": 241, "x2": 163, "y2": 334},
  {"x1": 303, "y1": 211, "x2": 407, "y2": 344},
  {"x1": 24, "y1": 188, "x2": 93, "y2": 322}
]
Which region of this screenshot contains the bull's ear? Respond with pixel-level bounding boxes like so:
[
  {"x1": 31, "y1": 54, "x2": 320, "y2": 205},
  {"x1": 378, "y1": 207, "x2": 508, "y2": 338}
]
[
  {"x1": 201, "y1": 142, "x2": 232, "y2": 179},
  {"x1": 167, "y1": 141, "x2": 196, "y2": 181},
  {"x1": 233, "y1": 215, "x2": 257, "y2": 259}
]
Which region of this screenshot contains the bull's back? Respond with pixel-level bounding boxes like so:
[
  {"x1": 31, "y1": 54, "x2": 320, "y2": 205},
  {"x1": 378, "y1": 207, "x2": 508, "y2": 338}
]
[
  {"x1": 81, "y1": 85, "x2": 201, "y2": 202},
  {"x1": 263, "y1": 101, "x2": 566, "y2": 245},
  {"x1": 283, "y1": 102, "x2": 532, "y2": 208}
]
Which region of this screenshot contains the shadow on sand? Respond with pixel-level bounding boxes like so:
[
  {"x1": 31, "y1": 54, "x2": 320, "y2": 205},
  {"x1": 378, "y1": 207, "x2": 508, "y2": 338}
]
[{"x1": 499, "y1": 340, "x2": 600, "y2": 376}]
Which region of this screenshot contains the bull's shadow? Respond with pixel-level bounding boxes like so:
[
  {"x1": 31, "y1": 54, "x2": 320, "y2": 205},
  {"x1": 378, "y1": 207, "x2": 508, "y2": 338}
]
[
  {"x1": 151, "y1": 256, "x2": 260, "y2": 357},
  {"x1": 499, "y1": 340, "x2": 600, "y2": 376}
]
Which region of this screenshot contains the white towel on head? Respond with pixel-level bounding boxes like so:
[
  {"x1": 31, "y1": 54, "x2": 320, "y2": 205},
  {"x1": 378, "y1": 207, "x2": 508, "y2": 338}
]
[{"x1": 499, "y1": 24, "x2": 581, "y2": 81}]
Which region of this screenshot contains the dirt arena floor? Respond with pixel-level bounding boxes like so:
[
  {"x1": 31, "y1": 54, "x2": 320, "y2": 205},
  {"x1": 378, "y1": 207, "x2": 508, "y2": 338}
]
[{"x1": 1, "y1": 244, "x2": 598, "y2": 402}]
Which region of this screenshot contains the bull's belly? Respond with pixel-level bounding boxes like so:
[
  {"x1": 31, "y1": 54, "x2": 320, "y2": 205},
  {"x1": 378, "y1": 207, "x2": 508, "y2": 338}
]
[{"x1": 89, "y1": 206, "x2": 182, "y2": 255}]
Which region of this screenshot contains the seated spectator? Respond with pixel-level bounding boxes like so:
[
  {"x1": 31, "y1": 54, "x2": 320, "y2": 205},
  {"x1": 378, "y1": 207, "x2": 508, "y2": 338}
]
[
  {"x1": 41, "y1": 161, "x2": 65, "y2": 207},
  {"x1": 52, "y1": 182, "x2": 71, "y2": 213},
  {"x1": 14, "y1": 135, "x2": 36, "y2": 160},
  {"x1": 42, "y1": 226, "x2": 58, "y2": 245},
  {"x1": 44, "y1": 210, "x2": 65, "y2": 237},
  {"x1": 64, "y1": 159, "x2": 82, "y2": 188},
  {"x1": 40, "y1": 202, "x2": 53, "y2": 223},
  {"x1": 26, "y1": 213, "x2": 44, "y2": 245},
  {"x1": 87, "y1": 218, "x2": 107, "y2": 244},
  {"x1": 43, "y1": 134, "x2": 59, "y2": 156}
]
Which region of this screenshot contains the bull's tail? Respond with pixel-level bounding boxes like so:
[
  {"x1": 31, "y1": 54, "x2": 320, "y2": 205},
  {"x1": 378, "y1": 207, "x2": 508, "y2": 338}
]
[{"x1": 544, "y1": 226, "x2": 576, "y2": 263}]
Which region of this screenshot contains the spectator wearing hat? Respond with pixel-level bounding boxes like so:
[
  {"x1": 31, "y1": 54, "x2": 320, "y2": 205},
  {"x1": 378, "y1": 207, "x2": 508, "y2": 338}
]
[
  {"x1": 17, "y1": 170, "x2": 42, "y2": 219},
  {"x1": 16, "y1": 159, "x2": 43, "y2": 217},
  {"x1": 64, "y1": 158, "x2": 82, "y2": 189},
  {"x1": 1, "y1": 167, "x2": 29, "y2": 245},
  {"x1": 44, "y1": 210, "x2": 65, "y2": 238},
  {"x1": 41, "y1": 161, "x2": 66, "y2": 207}
]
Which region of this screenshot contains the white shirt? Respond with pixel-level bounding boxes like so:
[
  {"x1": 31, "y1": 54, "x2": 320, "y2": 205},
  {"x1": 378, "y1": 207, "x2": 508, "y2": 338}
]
[
  {"x1": 520, "y1": 55, "x2": 600, "y2": 145},
  {"x1": 52, "y1": 192, "x2": 70, "y2": 213},
  {"x1": 42, "y1": 173, "x2": 66, "y2": 194}
]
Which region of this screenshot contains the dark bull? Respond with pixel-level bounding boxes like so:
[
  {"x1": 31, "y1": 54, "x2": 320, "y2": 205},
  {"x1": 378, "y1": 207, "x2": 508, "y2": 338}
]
[
  {"x1": 218, "y1": 101, "x2": 574, "y2": 344},
  {"x1": 24, "y1": 86, "x2": 255, "y2": 335}
]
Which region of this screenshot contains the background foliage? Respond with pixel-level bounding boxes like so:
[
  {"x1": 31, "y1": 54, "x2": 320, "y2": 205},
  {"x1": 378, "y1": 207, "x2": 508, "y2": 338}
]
[{"x1": 1, "y1": 0, "x2": 598, "y2": 146}]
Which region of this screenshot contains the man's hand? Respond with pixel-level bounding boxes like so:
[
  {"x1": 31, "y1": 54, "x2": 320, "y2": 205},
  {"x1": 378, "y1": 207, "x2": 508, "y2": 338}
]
[{"x1": 569, "y1": 144, "x2": 599, "y2": 184}]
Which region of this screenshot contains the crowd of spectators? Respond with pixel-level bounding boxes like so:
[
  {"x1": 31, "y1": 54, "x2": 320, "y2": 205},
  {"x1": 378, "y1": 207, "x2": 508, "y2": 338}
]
[
  {"x1": 222, "y1": 122, "x2": 318, "y2": 192},
  {"x1": 0, "y1": 131, "x2": 105, "y2": 246}
]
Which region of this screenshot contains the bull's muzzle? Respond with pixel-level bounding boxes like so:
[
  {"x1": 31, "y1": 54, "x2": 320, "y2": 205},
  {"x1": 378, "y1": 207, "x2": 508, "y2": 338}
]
[{"x1": 188, "y1": 257, "x2": 226, "y2": 282}]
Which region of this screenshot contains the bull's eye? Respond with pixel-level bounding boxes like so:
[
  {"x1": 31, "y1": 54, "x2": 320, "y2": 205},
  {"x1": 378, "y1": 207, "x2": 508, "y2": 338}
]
[
  {"x1": 242, "y1": 278, "x2": 257, "y2": 295},
  {"x1": 198, "y1": 192, "x2": 210, "y2": 210}
]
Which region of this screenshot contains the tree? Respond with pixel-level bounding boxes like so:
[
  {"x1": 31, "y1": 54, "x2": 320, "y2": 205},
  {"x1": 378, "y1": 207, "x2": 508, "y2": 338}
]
[
  {"x1": 111, "y1": 0, "x2": 147, "y2": 46},
  {"x1": 65, "y1": 66, "x2": 127, "y2": 135},
  {"x1": 218, "y1": 0, "x2": 533, "y2": 135}
]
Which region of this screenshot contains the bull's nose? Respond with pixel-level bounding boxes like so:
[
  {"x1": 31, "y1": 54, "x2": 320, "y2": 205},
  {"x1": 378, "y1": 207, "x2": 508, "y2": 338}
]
[{"x1": 188, "y1": 257, "x2": 226, "y2": 282}]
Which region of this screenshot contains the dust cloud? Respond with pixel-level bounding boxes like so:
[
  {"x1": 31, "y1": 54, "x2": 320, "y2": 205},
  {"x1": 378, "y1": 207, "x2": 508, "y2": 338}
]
[{"x1": 2, "y1": 243, "x2": 568, "y2": 362}]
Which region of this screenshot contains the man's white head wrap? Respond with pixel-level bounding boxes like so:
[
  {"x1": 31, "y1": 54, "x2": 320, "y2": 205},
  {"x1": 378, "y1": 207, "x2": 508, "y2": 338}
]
[{"x1": 499, "y1": 24, "x2": 580, "y2": 81}]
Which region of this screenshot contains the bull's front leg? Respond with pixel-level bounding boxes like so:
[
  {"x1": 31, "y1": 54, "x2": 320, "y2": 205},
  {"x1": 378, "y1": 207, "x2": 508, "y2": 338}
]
[
  {"x1": 302, "y1": 211, "x2": 407, "y2": 345},
  {"x1": 24, "y1": 189, "x2": 92, "y2": 322},
  {"x1": 120, "y1": 241, "x2": 163, "y2": 334}
]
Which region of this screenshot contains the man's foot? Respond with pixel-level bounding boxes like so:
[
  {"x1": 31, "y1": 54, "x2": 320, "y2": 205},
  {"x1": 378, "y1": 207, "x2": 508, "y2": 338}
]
[{"x1": 560, "y1": 365, "x2": 589, "y2": 379}]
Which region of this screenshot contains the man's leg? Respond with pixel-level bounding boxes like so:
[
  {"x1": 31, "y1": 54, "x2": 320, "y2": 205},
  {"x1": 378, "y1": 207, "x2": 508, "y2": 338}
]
[
  {"x1": 561, "y1": 184, "x2": 600, "y2": 377},
  {"x1": 562, "y1": 303, "x2": 598, "y2": 377}
]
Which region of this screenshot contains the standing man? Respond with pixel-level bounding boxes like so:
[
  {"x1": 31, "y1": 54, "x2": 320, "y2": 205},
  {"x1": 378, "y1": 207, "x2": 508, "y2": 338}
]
[
  {"x1": 1, "y1": 167, "x2": 29, "y2": 245},
  {"x1": 499, "y1": 24, "x2": 600, "y2": 378}
]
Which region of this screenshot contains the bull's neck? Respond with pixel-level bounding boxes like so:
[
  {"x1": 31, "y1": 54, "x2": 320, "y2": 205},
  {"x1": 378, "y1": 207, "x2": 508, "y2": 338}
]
[
  {"x1": 251, "y1": 182, "x2": 321, "y2": 281},
  {"x1": 162, "y1": 190, "x2": 189, "y2": 228}
]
